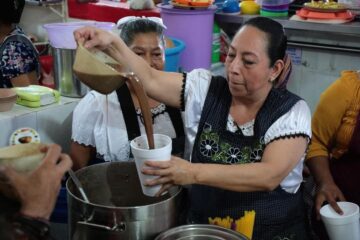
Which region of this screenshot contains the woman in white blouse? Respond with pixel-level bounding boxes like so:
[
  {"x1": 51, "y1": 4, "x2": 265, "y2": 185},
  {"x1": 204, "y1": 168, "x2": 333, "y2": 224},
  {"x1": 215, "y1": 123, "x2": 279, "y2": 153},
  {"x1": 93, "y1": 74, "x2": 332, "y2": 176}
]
[
  {"x1": 74, "y1": 17, "x2": 312, "y2": 239},
  {"x1": 70, "y1": 17, "x2": 184, "y2": 170}
]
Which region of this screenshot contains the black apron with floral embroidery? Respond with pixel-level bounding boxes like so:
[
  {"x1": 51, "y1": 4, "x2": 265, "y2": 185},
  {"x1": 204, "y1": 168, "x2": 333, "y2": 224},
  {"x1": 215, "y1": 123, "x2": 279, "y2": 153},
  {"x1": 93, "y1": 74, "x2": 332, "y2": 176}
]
[{"x1": 189, "y1": 76, "x2": 311, "y2": 240}]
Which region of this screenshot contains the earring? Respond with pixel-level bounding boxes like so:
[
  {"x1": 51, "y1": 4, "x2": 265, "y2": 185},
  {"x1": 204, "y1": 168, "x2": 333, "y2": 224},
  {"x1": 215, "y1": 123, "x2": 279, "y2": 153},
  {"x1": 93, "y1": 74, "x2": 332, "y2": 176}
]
[{"x1": 269, "y1": 78, "x2": 274, "y2": 83}]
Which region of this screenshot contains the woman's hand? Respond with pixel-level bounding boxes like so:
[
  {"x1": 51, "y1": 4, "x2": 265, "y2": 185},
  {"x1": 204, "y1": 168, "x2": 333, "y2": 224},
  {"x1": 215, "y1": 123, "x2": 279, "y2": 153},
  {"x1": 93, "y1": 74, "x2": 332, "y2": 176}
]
[
  {"x1": 0, "y1": 144, "x2": 72, "y2": 219},
  {"x1": 314, "y1": 182, "x2": 345, "y2": 219},
  {"x1": 142, "y1": 156, "x2": 195, "y2": 196},
  {"x1": 73, "y1": 26, "x2": 118, "y2": 51}
]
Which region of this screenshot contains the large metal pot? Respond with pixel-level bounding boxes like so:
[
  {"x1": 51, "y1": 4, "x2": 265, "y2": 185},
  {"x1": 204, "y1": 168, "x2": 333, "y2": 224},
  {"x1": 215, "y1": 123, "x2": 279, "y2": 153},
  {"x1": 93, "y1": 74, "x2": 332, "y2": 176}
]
[
  {"x1": 66, "y1": 162, "x2": 185, "y2": 240},
  {"x1": 155, "y1": 224, "x2": 249, "y2": 240}
]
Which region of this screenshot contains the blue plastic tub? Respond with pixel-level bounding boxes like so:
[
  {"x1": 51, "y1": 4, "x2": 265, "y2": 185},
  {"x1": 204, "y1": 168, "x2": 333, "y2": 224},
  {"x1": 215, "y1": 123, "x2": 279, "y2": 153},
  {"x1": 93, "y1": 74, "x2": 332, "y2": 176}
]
[{"x1": 165, "y1": 37, "x2": 186, "y2": 72}]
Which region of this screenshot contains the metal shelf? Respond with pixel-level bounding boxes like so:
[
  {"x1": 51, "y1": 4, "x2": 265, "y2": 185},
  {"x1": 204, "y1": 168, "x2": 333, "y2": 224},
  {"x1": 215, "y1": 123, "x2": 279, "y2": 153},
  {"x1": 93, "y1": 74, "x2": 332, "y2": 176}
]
[{"x1": 25, "y1": 0, "x2": 67, "y2": 19}]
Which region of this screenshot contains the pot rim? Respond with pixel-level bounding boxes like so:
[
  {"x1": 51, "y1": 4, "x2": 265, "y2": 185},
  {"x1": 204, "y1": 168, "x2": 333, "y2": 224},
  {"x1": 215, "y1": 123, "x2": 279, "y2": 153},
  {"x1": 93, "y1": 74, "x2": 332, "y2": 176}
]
[{"x1": 66, "y1": 162, "x2": 183, "y2": 210}]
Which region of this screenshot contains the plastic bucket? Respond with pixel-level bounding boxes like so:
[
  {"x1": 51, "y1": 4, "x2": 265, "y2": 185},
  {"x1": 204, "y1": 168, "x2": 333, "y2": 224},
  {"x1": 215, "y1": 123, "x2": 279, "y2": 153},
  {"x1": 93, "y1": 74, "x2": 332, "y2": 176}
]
[
  {"x1": 43, "y1": 21, "x2": 115, "y2": 49},
  {"x1": 165, "y1": 37, "x2": 186, "y2": 72},
  {"x1": 159, "y1": 4, "x2": 217, "y2": 71}
]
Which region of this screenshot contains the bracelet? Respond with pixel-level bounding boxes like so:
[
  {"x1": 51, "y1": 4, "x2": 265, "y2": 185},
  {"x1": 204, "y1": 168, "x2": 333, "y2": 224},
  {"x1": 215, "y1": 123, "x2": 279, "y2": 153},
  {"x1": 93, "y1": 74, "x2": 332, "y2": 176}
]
[
  {"x1": 180, "y1": 72, "x2": 187, "y2": 111},
  {"x1": 12, "y1": 213, "x2": 51, "y2": 239}
]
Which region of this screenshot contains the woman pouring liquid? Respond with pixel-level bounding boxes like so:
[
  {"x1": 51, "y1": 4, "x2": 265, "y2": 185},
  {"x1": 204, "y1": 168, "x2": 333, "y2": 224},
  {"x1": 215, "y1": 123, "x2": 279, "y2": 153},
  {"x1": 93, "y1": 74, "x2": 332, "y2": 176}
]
[
  {"x1": 70, "y1": 17, "x2": 184, "y2": 170},
  {"x1": 74, "y1": 17, "x2": 312, "y2": 239}
]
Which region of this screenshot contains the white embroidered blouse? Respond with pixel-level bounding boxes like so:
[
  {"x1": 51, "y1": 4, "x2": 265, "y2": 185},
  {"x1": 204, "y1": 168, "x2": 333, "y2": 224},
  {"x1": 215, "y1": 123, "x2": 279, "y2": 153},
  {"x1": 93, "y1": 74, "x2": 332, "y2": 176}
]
[
  {"x1": 71, "y1": 90, "x2": 177, "y2": 162},
  {"x1": 183, "y1": 69, "x2": 312, "y2": 193}
]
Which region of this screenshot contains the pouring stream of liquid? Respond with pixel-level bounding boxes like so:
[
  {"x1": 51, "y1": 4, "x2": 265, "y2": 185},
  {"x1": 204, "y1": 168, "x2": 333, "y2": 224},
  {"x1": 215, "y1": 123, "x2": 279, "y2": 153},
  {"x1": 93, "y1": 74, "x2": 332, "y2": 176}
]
[{"x1": 125, "y1": 73, "x2": 155, "y2": 149}]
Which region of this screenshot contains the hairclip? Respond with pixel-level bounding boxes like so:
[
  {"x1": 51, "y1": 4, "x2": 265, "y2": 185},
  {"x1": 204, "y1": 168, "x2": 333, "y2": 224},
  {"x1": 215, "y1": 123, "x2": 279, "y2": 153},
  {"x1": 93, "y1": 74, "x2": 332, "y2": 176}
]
[{"x1": 116, "y1": 16, "x2": 167, "y2": 29}]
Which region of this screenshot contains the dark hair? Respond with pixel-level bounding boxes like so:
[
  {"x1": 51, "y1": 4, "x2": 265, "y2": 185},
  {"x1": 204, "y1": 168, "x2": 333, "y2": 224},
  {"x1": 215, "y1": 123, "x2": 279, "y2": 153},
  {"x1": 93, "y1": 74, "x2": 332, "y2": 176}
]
[
  {"x1": 119, "y1": 19, "x2": 165, "y2": 47},
  {"x1": 0, "y1": 0, "x2": 25, "y2": 24},
  {"x1": 242, "y1": 17, "x2": 287, "y2": 67}
]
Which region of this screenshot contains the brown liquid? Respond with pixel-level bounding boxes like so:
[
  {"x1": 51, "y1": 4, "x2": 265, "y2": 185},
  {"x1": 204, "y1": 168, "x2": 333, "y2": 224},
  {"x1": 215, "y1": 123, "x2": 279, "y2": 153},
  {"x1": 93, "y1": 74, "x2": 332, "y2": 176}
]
[
  {"x1": 125, "y1": 74, "x2": 155, "y2": 149},
  {"x1": 74, "y1": 57, "x2": 155, "y2": 149},
  {"x1": 106, "y1": 64, "x2": 154, "y2": 149}
]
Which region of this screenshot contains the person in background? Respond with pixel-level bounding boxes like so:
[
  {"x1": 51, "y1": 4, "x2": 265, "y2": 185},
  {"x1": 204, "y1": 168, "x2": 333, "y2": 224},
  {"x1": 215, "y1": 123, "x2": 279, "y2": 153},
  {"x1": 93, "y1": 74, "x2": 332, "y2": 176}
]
[
  {"x1": 70, "y1": 17, "x2": 184, "y2": 170},
  {"x1": 0, "y1": 144, "x2": 72, "y2": 240},
  {"x1": 0, "y1": 0, "x2": 40, "y2": 88},
  {"x1": 74, "y1": 17, "x2": 312, "y2": 239},
  {"x1": 306, "y1": 70, "x2": 360, "y2": 240}
]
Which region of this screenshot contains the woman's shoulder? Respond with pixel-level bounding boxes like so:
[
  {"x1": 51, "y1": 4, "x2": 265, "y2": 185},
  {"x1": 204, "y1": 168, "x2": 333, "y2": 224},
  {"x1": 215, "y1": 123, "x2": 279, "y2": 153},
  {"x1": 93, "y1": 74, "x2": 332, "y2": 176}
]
[
  {"x1": 320, "y1": 70, "x2": 360, "y2": 100},
  {"x1": 338, "y1": 70, "x2": 360, "y2": 87},
  {"x1": 187, "y1": 69, "x2": 212, "y2": 82},
  {"x1": 75, "y1": 91, "x2": 118, "y2": 113},
  {"x1": 83, "y1": 90, "x2": 118, "y2": 102}
]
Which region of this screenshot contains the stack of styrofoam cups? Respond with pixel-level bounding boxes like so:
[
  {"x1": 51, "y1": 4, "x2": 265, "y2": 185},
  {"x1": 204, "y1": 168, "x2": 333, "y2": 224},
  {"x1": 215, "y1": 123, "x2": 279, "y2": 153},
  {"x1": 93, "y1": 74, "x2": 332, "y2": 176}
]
[
  {"x1": 256, "y1": 0, "x2": 290, "y2": 17},
  {"x1": 130, "y1": 134, "x2": 172, "y2": 197},
  {"x1": 320, "y1": 201, "x2": 360, "y2": 240}
]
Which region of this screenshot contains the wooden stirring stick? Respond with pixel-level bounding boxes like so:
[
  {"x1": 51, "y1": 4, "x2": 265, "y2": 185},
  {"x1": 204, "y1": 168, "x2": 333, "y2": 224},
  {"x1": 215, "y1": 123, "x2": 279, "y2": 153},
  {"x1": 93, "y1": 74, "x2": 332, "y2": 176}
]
[{"x1": 126, "y1": 73, "x2": 155, "y2": 149}]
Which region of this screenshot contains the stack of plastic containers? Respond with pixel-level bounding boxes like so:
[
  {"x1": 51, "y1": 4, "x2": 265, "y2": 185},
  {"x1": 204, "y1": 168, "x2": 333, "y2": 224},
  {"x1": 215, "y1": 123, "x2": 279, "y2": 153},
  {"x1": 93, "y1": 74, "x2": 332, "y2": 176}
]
[
  {"x1": 256, "y1": 0, "x2": 290, "y2": 17},
  {"x1": 212, "y1": 23, "x2": 221, "y2": 64}
]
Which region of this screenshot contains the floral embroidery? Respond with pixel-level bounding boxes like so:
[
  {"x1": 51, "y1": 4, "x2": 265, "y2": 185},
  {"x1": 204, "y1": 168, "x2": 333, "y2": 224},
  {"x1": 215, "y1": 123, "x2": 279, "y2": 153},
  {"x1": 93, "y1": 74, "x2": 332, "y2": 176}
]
[
  {"x1": 250, "y1": 148, "x2": 263, "y2": 162},
  {"x1": 272, "y1": 234, "x2": 296, "y2": 240},
  {"x1": 200, "y1": 138, "x2": 219, "y2": 157},
  {"x1": 226, "y1": 147, "x2": 242, "y2": 164},
  {"x1": 198, "y1": 123, "x2": 265, "y2": 164}
]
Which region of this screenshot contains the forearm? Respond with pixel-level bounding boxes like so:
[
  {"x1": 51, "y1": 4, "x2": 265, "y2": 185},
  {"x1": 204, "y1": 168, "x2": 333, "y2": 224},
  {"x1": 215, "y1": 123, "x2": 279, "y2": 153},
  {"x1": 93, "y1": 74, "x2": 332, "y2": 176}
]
[
  {"x1": 11, "y1": 71, "x2": 39, "y2": 87},
  {"x1": 307, "y1": 156, "x2": 335, "y2": 186},
  {"x1": 69, "y1": 141, "x2": 94, "y2": 170},
  {"x1": 193, "y1": 162, "x2": 283, "y2": 192},
  {"x1": 110, "y1": 37, "x2": 184, "y2": 107}
]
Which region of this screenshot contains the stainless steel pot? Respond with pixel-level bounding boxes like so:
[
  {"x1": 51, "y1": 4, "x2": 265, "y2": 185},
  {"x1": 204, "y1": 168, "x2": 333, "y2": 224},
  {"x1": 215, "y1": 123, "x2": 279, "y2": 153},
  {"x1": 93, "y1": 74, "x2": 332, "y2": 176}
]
[
  {"x1": 52, "y1": 48, "x2": 88, "y2": 97},
  {"x1": 66, "y1": 162, "x2": 185, "y2": 240},
  {"x1": 155, "y1": 224, "x2": 249, "y2": 240}
]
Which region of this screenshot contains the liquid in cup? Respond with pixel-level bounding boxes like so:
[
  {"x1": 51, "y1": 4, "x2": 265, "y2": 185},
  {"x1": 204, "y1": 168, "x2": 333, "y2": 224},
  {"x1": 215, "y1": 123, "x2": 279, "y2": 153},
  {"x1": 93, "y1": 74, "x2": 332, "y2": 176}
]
[{"x1": 130, "y1": 134, "x2": 172, "y2": 197}]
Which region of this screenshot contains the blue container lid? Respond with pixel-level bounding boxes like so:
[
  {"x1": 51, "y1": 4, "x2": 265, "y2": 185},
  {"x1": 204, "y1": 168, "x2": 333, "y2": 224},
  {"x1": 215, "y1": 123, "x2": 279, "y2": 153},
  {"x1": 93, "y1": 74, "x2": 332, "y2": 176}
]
[{"x1": 165, "y1": 37, "x2": 186, "y2": 56}]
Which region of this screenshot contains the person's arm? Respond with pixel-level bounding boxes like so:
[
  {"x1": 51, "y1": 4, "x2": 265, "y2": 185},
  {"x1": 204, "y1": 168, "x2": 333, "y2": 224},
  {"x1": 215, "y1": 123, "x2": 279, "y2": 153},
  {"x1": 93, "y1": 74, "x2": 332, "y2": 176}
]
[
  {"x1": 2, "y1": 144, "x2": 72, "y2": 219},
  {"x1": 307, "y1": 156, "x2": 345, "y2": 218},
  {"x1": 306, "y1": 75, "x2": 352, "y2": 217},
  {"x1": 70, "y1": 91, "x2": 100, "y2": 170},
  {"x1": 10, "y1": 70, "x2": 39, "y2": 87},
  {"x1": 74, "y1": 27, "x2": 184, "y2": 107},
  {"x1": 0, "y1": 144, "x2": 72, "y2": 239},
  {"x1": 144, "y1": 136, "x2": 307, "y2": 194},
  {"x1": 70, "y1": 141, "x2": 96, "y2": 170}
]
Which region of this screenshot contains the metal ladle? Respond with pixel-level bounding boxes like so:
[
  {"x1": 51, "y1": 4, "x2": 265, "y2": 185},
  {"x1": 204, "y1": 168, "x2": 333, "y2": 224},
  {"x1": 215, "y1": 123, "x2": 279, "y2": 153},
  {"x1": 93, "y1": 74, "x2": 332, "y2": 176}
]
[{"x1": 68, "y1": 169, "x2": 90, "y2": 203}]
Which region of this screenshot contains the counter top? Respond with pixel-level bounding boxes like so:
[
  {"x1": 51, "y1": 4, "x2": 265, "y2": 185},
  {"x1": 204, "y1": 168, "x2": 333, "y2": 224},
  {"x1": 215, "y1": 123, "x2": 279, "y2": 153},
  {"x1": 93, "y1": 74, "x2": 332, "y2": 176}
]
[
  {"x1": 0, "y1": 97, "x2": 79, "y2": 120},
  {"x1": 68, "y1": 0, "x2": 160, "y2": 23},
  {"x1": 0, "y1": 96, "x2": 80, "y2": 152},
  {"x1": 215, "y1": 13, "x2": 360, "y2": 53},
  {"x1": 215, "y1": 13, "x2": 360, "y2": 37}
]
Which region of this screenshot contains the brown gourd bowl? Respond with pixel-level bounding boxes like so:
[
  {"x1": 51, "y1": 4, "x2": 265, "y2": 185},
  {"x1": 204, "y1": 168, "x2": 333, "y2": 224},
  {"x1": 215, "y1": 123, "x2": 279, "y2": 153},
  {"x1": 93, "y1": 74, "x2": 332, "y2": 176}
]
[
  {"x1": 73, "y1": 44, "x2": 128, "y2": 95},
  {"x1": 0, "y1": 143, "x2": 46, "y2": 199}
]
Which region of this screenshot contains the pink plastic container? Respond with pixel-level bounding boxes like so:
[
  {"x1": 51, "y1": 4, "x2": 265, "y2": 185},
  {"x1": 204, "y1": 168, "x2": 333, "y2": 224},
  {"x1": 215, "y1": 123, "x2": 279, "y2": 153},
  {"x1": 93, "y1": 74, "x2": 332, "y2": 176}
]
[
  {"x1": 159, "y1": 4, "x2": 217, "y2": 71},
  {"x1": 43, "y1": 21, "x2": 115, "y2": 49}
]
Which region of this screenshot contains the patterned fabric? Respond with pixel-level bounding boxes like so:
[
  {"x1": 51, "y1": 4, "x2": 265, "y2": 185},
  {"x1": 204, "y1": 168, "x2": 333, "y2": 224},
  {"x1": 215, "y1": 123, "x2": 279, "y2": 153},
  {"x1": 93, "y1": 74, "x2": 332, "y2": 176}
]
[
  {"x1": 0, "y1": 26, "x2": 39, "y2": 88},
  {"x1": 189, "y1": 76, "x2": 311, "y2": 240}
]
